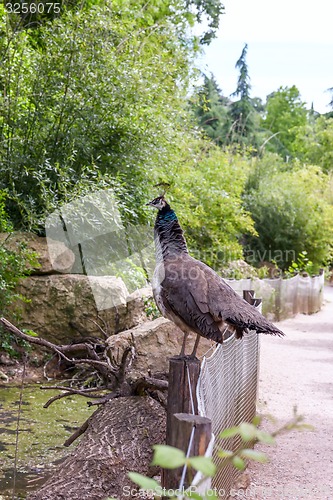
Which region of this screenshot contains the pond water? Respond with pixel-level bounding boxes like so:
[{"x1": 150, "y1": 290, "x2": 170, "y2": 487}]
[{"x1": 0, "y1": 383, "x2": 95, "y2": 499}]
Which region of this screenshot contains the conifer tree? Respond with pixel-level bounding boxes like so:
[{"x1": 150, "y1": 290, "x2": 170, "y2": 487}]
[{"x1": 192, "y1": 74, "x2": 230, "y2": 145}]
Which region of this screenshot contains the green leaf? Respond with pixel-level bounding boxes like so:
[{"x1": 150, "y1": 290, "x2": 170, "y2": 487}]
[
  {"x1": 295, "y1": 423, "x2": 315, "y2": 431},
  {"x1": 127, "y1": 472, "x2": 160, "y2": 490},
  {"x1": 256, "y1": 430, "x2": 276, "y2": 445},
  {"x1": 219, "y1": 426, "x2": 239, "y2": 439},
  {"x1": 238, "y1": 422, "x2": 257, "y2": 441},
  {"x1": 151, "y1": 445, "x2": 186, "y2": 469},
  {"x1": 188, "y1": 456, "x2": 216, "y2": 477},
  {"x1": 240, "y1": 449, "x2": 268, "y2": 463},
  {"x1": 252, "y1": 415, "x2": 261, "y2": 426},
  {"x1": 23, "y1": 329, "x2": 39, "y2": 337},
  {"x1": 217, "y1": 449, "x2": 233, "y2": 458},
  {"x1": 232, "y1": 456, "x2": 246, "y2": 470}
]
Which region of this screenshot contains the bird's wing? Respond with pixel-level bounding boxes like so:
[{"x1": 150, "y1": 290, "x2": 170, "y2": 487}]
[
  {"x1": 161, "y1": 257, "x2": 224, "y2": 342},
  {"x1": 162, "y1": 255, "x2": 284, "y2": 338},
  {"x1": 195, "y1": 258, "x2": 284, "y2": 336}
]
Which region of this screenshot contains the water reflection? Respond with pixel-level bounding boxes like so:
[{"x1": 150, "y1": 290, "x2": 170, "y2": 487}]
[{"x1": 0, "y1": 383, "x2": 94, "y2": 499}]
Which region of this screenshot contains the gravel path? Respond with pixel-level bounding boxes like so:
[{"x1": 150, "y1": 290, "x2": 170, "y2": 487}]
[{"x1": 239, "y1": 286, "x2": 333, "y2": 500}]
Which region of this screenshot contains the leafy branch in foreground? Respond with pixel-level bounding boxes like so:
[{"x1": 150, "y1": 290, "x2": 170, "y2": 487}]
[{"x1": 122, "y1": 409, "x2": 312, "y2": 500}]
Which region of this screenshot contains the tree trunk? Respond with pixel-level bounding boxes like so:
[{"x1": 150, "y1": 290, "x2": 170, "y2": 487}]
[{"x1": 28, "y1": 396, "x2": 166, "y2": 500}]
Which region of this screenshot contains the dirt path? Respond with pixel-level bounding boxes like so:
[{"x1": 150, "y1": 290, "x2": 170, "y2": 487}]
[{"x1": 241, "y1": 286, "x2": 333, "y2": 500}]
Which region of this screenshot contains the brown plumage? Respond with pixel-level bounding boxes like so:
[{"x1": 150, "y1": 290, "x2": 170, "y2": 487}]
[{"x1": 147, "y1": 195, "x2": 284, "y2": 356}]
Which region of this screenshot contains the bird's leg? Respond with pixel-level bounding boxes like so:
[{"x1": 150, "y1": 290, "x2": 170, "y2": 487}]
[
  {"x1": 179, "y1": 332, "x2": 188, "y2": 357},
  {"x1": 189, "y1": 334, "x2": 201, "y2": 359}
]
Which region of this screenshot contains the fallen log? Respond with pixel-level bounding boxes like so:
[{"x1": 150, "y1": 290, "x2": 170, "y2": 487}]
[{"x1": 27, "y1": 396, "x2": 166, "y2": 500}]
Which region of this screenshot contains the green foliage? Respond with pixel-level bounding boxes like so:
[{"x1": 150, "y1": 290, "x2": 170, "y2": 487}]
[
  {"x1": 167, "y1": 145, "x2": 256, "y2": 270},
  {"x1": 231, "y1": 44, "x2": 251, "y2": 101},
  {"x1": 261, "y1": 86, "x2": 308, "y2": 157},
  {"x1": 1, "y1": 0, "x2": 332, "y2": 291},
  {"x1": 126, "y1": 410, "x2": 309, "y2": 499},
  {"x1": 191, "y1": 48, "x2": 264, "y2": 150},
  {"x1": 293, "y1": 116, "x2": 333, "y2": 172},
  {"x1": 227, "y1": 44, "x2": 257, "y2": 147},
  {"x1": 144, "y1": 297, "x2": 161, "y2": 320},
  {"x1": 285, "y1": 251, "x2": 317, "y2": 277},
  {"x1": 191, "y1": 75, "x2": 230, "y2": 147},
  {"x1": 0, "y1": 0, "x2": 208, "y2": 232},
  {"x1": 244, "y1": 162, "x2": 333, "y2": 271},
  {"x1": 0, "y1": 194, "x2": 38, "y2": 357}
]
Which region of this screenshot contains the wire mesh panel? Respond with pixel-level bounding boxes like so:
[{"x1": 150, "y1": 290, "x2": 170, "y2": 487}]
[
  {"x1": 225, "y1": 273, "x2": 324, "y2": 321},
  {"x1": 197, "y1": 330, "x2": 259, "y2": 498}
]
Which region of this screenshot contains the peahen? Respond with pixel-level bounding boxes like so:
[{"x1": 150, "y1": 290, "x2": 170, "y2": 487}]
[{"x1": 147, "y1": 195, "x2": 284, "y2": 357}]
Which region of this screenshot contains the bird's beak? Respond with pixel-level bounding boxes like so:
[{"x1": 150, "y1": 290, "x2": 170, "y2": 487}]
[{"x1": 146, "y1": 201, "x2": 153, "y2": 206}]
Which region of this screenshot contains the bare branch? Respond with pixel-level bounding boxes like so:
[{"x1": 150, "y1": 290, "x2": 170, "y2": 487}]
[
  {"x1": 63, "y1": 414, "x2": 96, "y2": 447},
  {"x1": 0, "y1": 318, "x2": 73, "y2": 363},
  {"x1": 42, "y1": 386, "x2": 108, "y2": 408},
  {"x1": 133, "y1": 376, "x2": 168, "y2": 394}
]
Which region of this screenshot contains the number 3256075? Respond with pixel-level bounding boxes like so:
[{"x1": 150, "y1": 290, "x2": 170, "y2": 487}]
[{"x1": 5, "y1": 3, "x2": 61, "y2": 14}]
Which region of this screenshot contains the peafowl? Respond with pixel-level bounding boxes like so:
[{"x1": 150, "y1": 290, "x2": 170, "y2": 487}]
[{"x1": 147, "y1": 195, "x2": 284, "y2": 357}]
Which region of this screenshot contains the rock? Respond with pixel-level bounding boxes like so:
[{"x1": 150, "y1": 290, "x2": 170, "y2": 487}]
[
  {"x1": 0, "y1": 370, "x2": 9, "y2": 382},
  {"x1": 220, "y1": 259, "x2": 260, "y2": 279},
  {"x1": 0, "y1": 232, "x2": 75, "y2": 274},
  {"x1": 0, "y1": 354, "x2": 16, "y2": 366},
  {"x1": 126, "y1": 285, "x2": 153, "y2": 326},
  {"x1": 107, "y1": 317, "x2": 215, "y2": 378},
  {"x1": 88, "y1": 275, "x2": 129, "y2": 310},
  {"x1": 17, "y1": 276, "x2": 152, "y2": 344}
]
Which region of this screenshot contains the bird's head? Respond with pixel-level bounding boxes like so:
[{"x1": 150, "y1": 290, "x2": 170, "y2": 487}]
[{"x1": 146, "y1": 195, "x2": 169, "y2": 211}]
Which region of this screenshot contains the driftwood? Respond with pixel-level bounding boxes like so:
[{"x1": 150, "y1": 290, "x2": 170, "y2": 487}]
[
  {"x1": 27, "y1": 396, "x2": 166, "y2": 500},
  {"x1": 0, "y1": 318, "x2": 168, "y2": 415},
  {"x1": 1, "y1": 317, "x2": 168, "y2": 446}
]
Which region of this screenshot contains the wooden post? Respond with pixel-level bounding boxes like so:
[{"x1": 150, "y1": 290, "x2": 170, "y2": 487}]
[
  {"x1": 162, "y1": 356, "x2": 210, "y2": 491},
  {"x1": 163, "y1": 413, "x2": 212, "y2": 490},
  {"x1": 166, "y1": 357, "x2": 200, "y2": 433},
  {"x1": 243, "y1": 289, "x2": 262, "y2": 308}
]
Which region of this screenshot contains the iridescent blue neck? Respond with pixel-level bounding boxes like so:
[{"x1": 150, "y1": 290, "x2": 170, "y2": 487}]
[
  {"x1": 154, "y1": 206, "x2": 188, "y2": 261},
  {"x1": 157, "y1": 207, "x2": 178, "y2": 223}
]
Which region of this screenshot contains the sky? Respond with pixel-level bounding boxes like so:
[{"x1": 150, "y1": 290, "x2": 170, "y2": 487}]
[{"x1": 199, "y1": 0, "x2": 333, "y2": 113}]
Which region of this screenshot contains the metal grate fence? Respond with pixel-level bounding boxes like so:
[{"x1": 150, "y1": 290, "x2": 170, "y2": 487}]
[{"x1": 196, "y1": 329, "x2": 260, "y2": 498}]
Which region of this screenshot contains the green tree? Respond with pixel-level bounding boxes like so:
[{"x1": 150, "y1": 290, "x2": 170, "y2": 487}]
[
  {"x1": 261, "y1": 85, "x2": 308, "y2": 157},
  {"x1": 0, "y1": 0, "x2": 226, "y2": 233},
  {"x1": 191, "y1": 74, "x2": 230, "y2": 146},
  {"x1": 0, "y1": 1, "x2": 193, "y2": 231},
  {"x1": 168, "y1": 144, "x2": 256, "y2": 270},
  {"x1": 0, "y1": 192, "x2": 37, "y2": 357},
  {"x1": 327, "y1": 86, "x2": 333, "y2": 109},
  {"x1": 293, "y1": 115, "x2": 333, "y2": 172},
  {"x1": 227, "y1": 43, "x2": 257, "y2": 147},
  {"x1": 244, "y1": 163, "x2": 333, "y2": 271}
]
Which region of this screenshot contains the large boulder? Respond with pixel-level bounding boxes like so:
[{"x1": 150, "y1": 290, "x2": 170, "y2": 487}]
[
  {"x1": 0, "y1": 232, "x2": 75, "y2": 274},
  {"x1": 107, "y1": 316, "x2": 215, "y2": 378},
  {"x1": 17, "y1": 275, "x2": 152, "y2": 344}
]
